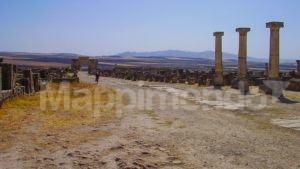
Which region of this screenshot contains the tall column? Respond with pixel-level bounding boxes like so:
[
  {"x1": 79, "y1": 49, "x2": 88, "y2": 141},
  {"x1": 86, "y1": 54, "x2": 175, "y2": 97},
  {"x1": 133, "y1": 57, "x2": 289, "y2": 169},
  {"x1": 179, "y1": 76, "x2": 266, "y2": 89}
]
[
  {"x1": 297, "y1": 60, "x2": 300, "y2": 77},
  {"x1": 213, "y1": 32, "x2": 224, "y2": 87},
  {"x1": 260, "y1": 22, "x2": 285, "y2": 97},
  {"x1": 236, "y1": 28, "x2": 250, "y2": 78},
  {"x1": 266, "y1": 22, "x2": 284, "y2": 80}
]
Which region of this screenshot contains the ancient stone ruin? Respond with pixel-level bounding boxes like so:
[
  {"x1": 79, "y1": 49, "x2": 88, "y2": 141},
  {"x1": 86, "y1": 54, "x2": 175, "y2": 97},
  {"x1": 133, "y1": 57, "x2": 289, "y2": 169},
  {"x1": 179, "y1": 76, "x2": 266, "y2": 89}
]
[
  {"x1": 1, "y1": 21, "x2": 298, "y2": 104},
  {"x1": 0, "y1": 59, "x2": 77, "y2": 106},
  {"x1": 98, "y1": 21, "x2": 300, "y2": 96},
  {"x1": 71, "y1": 56, "x2": 98, "y2": 74}
]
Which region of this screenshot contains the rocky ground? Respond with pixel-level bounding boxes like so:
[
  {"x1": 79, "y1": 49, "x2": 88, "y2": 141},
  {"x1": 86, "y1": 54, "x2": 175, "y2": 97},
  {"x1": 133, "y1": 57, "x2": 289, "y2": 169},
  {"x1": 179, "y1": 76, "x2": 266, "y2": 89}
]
[{"x1": 0, "y1": 71, "x2": 300, "y2": 169}]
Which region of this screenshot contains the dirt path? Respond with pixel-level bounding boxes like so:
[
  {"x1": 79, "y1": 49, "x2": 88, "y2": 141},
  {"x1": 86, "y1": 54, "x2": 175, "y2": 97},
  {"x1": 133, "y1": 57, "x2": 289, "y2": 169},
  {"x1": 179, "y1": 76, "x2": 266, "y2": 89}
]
[{"x1": 0, "y1": 71, "x2": 300, "y2": 169}]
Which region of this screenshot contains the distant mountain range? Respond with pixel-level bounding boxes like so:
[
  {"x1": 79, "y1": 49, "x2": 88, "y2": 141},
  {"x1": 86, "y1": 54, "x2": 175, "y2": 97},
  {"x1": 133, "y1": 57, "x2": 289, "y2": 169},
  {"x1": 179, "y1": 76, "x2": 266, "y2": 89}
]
[
  {"x1": 0, "y1": 50, "x2": 296, "y2": 63},
  {"x1": 0, "y1": 52, "x2": 79, "y2": 59},
  {"x1": 117, "y1": 50, "x2": 266, "y2": 62}
]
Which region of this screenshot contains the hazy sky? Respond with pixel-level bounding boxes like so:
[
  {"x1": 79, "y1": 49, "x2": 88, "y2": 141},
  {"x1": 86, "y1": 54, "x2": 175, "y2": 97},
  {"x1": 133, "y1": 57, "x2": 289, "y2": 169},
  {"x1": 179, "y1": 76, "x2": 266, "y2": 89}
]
[{"x1": 0, "y1": 0, "x2": 299, "y2": 58}]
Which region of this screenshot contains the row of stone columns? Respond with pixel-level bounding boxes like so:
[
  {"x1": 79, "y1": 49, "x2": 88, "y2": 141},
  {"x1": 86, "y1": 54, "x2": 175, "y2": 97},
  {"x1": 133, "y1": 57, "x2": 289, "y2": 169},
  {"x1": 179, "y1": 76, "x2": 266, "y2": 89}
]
[{"x1": 213, "y1": 21, "x2": 284, "y2": 94}]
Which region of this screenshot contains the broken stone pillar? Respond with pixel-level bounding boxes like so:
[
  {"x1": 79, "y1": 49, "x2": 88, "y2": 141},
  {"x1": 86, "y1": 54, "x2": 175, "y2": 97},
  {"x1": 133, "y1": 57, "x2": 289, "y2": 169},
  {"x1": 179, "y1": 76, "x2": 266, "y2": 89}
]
[
  {"x1": 266, "y1": 22, "x2": 284, "y2": 80},
  {"x1": 13, "y1": 65, "x2": 17, "y2": 89},
  {"x1": 33, "y1": 73, "x2": 40, "y2": 92},
  {"x1": 297, "y1": 60, "x2": 300, "y2": 77},
  {"x1": 18, "y1": 78, "x2": 30, "y2": 94},
  {"x1": 0, "y1": 63, "x2": 14, "y2": 90},
  {"x1": 213, "y1": 32, "x2": 224, "y2": 87},
  {"x1": 23, "y1": 69, "x2": 35, "y2": 93},
  {"x1": 39, "y1": 69, "x2": 49, "y2": 81}
]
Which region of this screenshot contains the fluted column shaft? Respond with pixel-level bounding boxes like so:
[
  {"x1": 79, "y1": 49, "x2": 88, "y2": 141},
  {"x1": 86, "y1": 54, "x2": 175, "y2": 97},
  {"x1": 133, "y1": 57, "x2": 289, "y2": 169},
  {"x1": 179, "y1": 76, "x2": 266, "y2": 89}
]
[
  {"x1": 213, "y1": 32, "x2": 224, "y2": 86},
  {"x1": 266, "y1": 22, "x2": 284, "y2": 80},
  {"x1": 236, "y1": 28, "x2": 251, "y2": 78}
]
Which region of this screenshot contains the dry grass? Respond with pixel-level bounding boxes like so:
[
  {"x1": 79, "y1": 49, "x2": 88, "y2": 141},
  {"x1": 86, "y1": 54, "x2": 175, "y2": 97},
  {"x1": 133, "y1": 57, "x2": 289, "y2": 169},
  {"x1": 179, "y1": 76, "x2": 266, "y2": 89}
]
[
  {"x1": 236, "y1": 113, "x2": 275, "y2": 130},
  {"x1": 0, "y1": 82, "x2": 118, "y2": 150}
]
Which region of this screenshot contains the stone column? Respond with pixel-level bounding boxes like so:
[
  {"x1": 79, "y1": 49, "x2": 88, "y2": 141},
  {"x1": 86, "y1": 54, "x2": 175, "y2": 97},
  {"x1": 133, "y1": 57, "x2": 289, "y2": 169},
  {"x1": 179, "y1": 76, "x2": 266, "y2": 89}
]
[
  {"x1": 297, "y1": 60, "x2": 300, "y2": 77},
  {"x1": 266, "y1": 22, "x2": 284, "y2": 80},
  {"x1": 33, "y1": 73, "x2": 40, "y2": 92},
  {"x1": 0, "y1": 63, "x2": 14, "y2": 90},
  {"x1": 23, "y1": 69, "x2": 34, "y2": 93},
  {"x1": 236, "y1": 28, "x2": 251, "y2": 78},
  {"x1": 0, "y1": 67, "x2": 2, "y2": 91},
  {"x1": 259, "y1": 22, "x2": 285, "y2": 97},
  {"x1": 213, "y1": 32, "x2": 224, "y2": 87}
]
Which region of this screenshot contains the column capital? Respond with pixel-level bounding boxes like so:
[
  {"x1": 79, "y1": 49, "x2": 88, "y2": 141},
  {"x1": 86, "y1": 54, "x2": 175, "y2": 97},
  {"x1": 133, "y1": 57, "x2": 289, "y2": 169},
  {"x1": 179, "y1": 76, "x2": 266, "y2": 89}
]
[
  {"x1": 266, "y1": 22, "x2": 284, "y2": 29},
  {"x1": 236, "y1": 27, "x2": 251, "y2": 35},
  {"x1": 213, "y1": 32, "x2": 224, "y2": 37}
]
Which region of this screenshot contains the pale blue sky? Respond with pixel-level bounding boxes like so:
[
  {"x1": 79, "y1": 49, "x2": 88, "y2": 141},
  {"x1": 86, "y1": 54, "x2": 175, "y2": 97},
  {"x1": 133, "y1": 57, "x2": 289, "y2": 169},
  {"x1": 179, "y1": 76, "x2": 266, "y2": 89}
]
[{"x1": 0, "y1": 0, "x2": 299, "y2": 58}]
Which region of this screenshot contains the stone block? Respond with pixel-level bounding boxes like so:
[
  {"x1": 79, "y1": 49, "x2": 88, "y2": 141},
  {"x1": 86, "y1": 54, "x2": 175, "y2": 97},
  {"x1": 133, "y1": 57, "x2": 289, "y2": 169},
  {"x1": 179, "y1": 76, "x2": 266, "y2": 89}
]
[
  {"x1": 259, "y1": 80, "x2": 289, "y2": 97},
  {"x1": 39, "y1": 69, "x2": 50, "y2": 81},
  {"x1": 33, "y1": 73, "x2": 40, "y2": 92},
  {"x1": 0, "y1": 63, "x2": 14, "y2": 90},
  {"x1": 23, "y1": 69, "x2": 35, "y2": 93},
  {"x1": 286, "y1": 78, "x2": 300, "y2": 91},
  {"x1": 19, "y1": 78, "x2": 31, "y2": 94}
]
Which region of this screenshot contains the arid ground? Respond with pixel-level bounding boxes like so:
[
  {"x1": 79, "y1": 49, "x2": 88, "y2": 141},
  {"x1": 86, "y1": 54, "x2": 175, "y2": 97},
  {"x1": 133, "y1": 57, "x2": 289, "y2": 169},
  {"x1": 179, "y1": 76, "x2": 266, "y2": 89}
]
[{"x1": 0, "y1": 71, "x2": 300, "y2": 169}]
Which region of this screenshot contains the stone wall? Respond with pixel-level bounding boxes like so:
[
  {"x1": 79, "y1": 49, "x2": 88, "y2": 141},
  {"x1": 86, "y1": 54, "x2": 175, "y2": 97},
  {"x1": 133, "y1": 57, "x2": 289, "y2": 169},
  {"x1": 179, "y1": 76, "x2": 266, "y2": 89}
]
[{"x1": 0, "y1": 60, "x2": 51, "y2": 107}]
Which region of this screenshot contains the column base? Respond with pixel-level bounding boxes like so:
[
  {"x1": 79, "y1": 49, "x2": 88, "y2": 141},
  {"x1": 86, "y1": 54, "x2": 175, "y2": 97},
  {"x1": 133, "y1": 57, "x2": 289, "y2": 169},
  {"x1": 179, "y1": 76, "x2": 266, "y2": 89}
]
[
  {"x1": 259, "y1": 80, "x2": 289, "y2": 97},
  {"x1": 213, "y1": 84, "x2": 222, "y2": 89},
  {"x1": 213, "y1": 74, "x2": 223, "y2": 88},
  {"x1": 231, "y1": 78, "x2": 250, "y2": 95}
]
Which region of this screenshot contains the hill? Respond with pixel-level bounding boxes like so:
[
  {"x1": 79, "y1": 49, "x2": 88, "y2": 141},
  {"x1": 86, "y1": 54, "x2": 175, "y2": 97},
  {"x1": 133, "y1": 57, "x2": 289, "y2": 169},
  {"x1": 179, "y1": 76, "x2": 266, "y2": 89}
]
[{"x1": 117, "y1": 50, "x2": 264, "y2": 61}]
